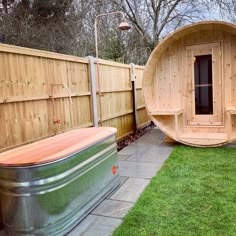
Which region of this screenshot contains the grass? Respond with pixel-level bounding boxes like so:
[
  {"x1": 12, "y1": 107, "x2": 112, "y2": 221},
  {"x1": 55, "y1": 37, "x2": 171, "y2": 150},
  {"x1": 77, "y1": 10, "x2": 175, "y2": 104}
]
[{"x1": 113, "y1": 146, "x2": 236, "y2": 236}]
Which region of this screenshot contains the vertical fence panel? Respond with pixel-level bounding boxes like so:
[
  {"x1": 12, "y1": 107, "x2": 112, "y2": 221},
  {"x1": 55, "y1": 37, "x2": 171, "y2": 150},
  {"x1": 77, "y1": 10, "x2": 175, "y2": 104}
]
[
  {"x1": 0, "y1": 44, "x2": 150, "y2": 151},
  {"x1": 95, "y1": 60, "x2": 137, "y2": 140},
  {"x1": 135, "y1": 66, "x2": 151, "y2": 128}
]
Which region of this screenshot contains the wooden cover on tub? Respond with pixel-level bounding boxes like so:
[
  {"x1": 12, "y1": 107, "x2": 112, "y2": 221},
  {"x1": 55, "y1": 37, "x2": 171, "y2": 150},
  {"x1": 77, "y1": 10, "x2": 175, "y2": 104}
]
[{"x1": 0, "y1": 127, "x2": 117, "y2": 167}]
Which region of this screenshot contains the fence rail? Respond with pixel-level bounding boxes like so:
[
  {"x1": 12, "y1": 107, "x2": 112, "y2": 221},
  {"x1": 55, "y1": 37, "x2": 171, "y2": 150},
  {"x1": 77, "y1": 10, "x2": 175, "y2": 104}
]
[{"x1": 0, "y1": 43, "x2": 151, "y2": 152}]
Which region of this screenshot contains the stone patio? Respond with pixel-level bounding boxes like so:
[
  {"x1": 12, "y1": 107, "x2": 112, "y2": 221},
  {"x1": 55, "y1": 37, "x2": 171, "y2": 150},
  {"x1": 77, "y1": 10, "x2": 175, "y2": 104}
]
[{"x1": 67, "y1": 128, "x2": 175, "y2": 236}]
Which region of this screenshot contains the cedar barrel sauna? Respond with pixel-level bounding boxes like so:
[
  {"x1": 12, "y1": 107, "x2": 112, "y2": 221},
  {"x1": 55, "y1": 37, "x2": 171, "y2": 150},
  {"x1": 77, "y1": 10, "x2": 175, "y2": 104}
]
[{"x1": 143, "y1": 21, "x2": 236, "y2": 147}]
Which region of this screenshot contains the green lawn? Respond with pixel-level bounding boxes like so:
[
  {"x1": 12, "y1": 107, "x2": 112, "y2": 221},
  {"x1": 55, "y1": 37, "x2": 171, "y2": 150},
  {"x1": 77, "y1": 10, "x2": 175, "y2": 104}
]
[{"x1": 113, "y1": 146, "x2": 236, "y2": 236}]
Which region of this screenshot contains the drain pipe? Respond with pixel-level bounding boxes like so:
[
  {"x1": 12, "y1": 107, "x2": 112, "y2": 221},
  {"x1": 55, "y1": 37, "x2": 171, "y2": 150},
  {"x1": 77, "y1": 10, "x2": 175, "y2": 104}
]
[
  {"x1": 88, "y1": 56, "x2": 99, "y2": 127},
  {"x1": 130, "y1": 63, "x2": 138, "y2": 131}
]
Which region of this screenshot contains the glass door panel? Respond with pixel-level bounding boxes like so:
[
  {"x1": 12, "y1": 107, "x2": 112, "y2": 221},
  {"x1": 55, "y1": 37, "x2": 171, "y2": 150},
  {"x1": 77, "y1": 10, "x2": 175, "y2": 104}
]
[{"x1": 194, "y1": 55, "x2": 213, "y2": 115}]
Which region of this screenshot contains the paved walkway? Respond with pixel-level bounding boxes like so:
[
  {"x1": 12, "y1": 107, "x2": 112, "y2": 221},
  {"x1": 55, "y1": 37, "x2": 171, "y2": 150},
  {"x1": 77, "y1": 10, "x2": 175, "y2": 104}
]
[{"x1": 67, "y1": 128, "x2": 175, "y2": 236}]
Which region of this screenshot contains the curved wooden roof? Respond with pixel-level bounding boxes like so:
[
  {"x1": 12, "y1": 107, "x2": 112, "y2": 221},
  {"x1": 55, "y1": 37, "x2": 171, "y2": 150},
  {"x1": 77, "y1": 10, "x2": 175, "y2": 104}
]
[{"x1": 0, "y1": 127, "x2": 117, "y2": 167}]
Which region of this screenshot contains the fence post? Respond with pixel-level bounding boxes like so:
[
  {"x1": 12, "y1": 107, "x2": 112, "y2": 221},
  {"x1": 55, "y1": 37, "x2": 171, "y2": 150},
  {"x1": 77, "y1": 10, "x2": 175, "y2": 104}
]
[
  {"x1": 130, "y1": 63, "x2": 138, "y2": 131},
  {"x1": 88, "y1": 56, "x2": 99, "y2": 127}
]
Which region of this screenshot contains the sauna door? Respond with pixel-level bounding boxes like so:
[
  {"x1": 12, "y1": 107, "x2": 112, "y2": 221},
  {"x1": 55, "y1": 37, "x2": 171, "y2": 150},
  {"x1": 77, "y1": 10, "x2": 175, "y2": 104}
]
[{"x1": 186, "y1": 43, "x2": 222, "y2": 126}]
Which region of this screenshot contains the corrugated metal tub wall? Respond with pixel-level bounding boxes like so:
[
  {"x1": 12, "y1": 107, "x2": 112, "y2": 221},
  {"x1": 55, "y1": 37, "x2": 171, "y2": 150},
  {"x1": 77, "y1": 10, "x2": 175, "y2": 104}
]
[{"x1": 0, "y1": 127, "x2": 120, "y2": 236}]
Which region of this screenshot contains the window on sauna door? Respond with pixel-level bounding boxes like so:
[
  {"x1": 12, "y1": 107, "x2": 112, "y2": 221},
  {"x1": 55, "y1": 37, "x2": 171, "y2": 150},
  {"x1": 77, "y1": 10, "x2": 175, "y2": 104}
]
[{"x1": 194, "y1": 54, "x2": 213, "y2": 114}]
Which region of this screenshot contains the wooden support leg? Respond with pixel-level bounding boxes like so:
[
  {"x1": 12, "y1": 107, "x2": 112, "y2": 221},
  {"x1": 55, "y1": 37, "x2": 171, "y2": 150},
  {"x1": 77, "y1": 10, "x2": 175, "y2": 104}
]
[
  {"x1": 227, "y1": 112, "x2": 231, "y2": 140},
  {"x1": 175, "y1": 114, "x2": 179, "y2": 139},
  {"x1": 163, "y1": 135, "x2": 178, "y2": 143}
]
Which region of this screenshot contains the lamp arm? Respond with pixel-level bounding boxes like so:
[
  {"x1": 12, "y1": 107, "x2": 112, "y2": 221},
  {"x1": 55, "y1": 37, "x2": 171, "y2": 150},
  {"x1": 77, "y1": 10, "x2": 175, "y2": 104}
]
[
  {"x1": 94, "y1": 11, "x2": 125, "y2": 59},
  {"x1": 95, "y1": 11, "x2": 125, "y2": 22}
]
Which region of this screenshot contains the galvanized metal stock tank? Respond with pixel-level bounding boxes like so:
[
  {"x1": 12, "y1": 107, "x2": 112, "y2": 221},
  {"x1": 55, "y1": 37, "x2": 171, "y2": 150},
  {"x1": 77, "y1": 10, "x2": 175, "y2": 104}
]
[{"x1": 0, "y1": 128, "x2": 120, "y2": 235}]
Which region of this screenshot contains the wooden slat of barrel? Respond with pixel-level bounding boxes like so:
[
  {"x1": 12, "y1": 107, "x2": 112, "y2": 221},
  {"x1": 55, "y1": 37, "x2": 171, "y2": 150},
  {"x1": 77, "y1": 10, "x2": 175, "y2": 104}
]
[{"x1": 0, "y1": 127, "x2": 116, "y2": 166}]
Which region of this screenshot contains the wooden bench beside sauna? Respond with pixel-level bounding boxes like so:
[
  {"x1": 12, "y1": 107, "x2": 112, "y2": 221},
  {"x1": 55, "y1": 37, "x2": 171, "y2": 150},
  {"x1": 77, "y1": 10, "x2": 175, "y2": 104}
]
[
  {"x1": 143, "y1": 21, "x2": 236, "y2": 147},
  {"x1": 0, "y1": 127, "x2": 119, "y2": 236}
]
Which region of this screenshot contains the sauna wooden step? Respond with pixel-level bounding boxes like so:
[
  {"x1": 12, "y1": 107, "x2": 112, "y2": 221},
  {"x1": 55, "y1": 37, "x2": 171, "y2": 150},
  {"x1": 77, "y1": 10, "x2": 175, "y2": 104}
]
[
  {"x1": 226, "y1": 107, "x2": 236, "y2": 114},
  {"x1": 150, "y1": 108, "x2": 183, "y2": 116}
]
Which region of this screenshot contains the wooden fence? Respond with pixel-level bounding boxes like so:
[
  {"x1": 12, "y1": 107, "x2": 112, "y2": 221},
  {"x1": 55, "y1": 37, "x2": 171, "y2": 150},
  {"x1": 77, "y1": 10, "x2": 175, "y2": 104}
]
[{"x1": 0, "y1": 43, "x2": 151, "y2": 152}]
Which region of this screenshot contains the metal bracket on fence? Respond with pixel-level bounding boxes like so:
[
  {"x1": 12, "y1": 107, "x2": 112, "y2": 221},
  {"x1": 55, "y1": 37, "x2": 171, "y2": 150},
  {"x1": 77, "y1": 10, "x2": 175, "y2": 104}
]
[
  {"x1": 130, "y1": 63, "x2": 138, "y2": 131},
  {"x1": 50, "y1": 83, "x2": 73, "y2": 127},
  {"x1": 88, "y1": 56, "x2": 99, "y2": 127}
]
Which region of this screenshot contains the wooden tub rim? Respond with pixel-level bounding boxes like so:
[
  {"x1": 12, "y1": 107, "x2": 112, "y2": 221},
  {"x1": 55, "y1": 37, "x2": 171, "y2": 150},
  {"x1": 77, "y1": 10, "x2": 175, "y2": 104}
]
[{"x1": 0, "y1": 127, "x2": 117, "y2": 167}]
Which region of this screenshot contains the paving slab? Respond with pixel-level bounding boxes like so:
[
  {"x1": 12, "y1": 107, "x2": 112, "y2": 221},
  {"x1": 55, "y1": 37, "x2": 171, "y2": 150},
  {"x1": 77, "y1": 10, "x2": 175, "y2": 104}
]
[
  {"x1": 67, "y1": 215, "x2": 121, "y2": 236},
  {"x1": 132, "y1": 136, "x2": 163, "y2": 147},
  {"x1": 118, "y1": 145, "x2": 141, "y2": 155},
  {"x1": 127, "y1": 146, "x2": 172, "y2": 163},
  {"x1": 117, "y1": 153, "x2": 130, "y2": 161},
  {"x1": 119, "y1": 160, "x2": 162, "y2": 179},
  {"x1": 119, "y1": 176, "x2": 128, "y2": 185},
  {"x1": 142, "y1": 130, "x2": 165, "y2": 140},
  {"x1": 109, "y1": 177, "x2": 150, "y2": 202},
  {"x1": 105, "y1": 176, "x2": 128, "y2": 199},
  {"x1": 92, "y1": 199, "x2": 134, "y2": 219}
]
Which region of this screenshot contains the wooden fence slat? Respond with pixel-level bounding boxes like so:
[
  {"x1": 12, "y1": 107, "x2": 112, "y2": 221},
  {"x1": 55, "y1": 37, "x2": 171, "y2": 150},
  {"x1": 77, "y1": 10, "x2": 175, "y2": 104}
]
[{"x1": 0, "y1": 43, "x2": 150, "y2": 151}]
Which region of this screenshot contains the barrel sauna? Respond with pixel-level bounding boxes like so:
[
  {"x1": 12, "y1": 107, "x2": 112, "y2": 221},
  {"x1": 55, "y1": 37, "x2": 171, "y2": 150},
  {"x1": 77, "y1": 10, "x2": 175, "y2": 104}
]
[{"x1": 143, "y1": 21, "x2": 236, "y2": 147}]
